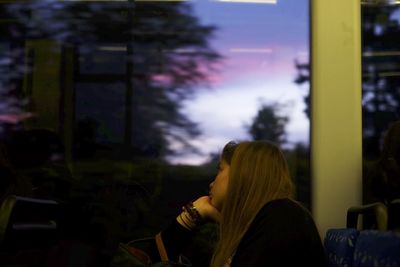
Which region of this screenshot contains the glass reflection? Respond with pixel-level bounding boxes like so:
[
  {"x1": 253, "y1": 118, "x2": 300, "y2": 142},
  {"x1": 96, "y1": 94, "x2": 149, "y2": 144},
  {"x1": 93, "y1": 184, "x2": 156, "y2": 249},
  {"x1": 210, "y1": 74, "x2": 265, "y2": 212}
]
[
  {"x1": 362, "y1": 3, "x2": 400, "y2": 161},
  {"x1": 361, "y1": 3, "x2": 400, "y2": 222}
]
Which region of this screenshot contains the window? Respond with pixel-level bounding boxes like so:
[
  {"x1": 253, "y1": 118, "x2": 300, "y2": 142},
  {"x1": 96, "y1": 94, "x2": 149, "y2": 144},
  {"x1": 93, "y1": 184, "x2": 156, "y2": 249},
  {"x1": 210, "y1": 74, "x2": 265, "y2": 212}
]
[
  {"x1": 361, "y1": 1, "x2": 400, "y2": 205},
  {"x1": 0, "y1": 0, "x2": 310, "y2": 264}
]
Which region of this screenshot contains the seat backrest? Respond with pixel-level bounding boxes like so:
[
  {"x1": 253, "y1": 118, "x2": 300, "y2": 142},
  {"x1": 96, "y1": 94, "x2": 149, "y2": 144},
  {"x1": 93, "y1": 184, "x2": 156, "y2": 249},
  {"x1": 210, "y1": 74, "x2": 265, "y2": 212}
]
[
  {"x1": 324, "y1": 228, "x2": 359, "y2": 267},
  {"x1": 388, "y1": 199, "x2": 400, "y2": 231},
  {"x1": 0, "y1": 194, "x2": 59, "y2": 250},
  {"x1": 347, "y1": 202, "x2": 388, "y2": 230},
  {"x1": 353, "y1": 230, "x2": 400, "y2": 267}
]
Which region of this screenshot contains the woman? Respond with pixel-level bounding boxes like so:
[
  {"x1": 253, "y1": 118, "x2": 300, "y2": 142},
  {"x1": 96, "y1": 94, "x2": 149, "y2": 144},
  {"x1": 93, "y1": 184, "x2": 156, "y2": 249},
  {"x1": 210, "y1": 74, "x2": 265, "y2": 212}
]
[{"x1": 152, "y1": 140, "x2": 326, "y2": 267}]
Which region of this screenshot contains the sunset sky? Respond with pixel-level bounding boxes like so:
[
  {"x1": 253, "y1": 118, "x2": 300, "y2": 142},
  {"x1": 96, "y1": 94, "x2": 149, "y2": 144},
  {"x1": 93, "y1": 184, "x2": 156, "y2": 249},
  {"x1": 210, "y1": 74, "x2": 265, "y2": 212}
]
[{"x1": 167, "y1": 0, "x2": 310, "y2": 164}]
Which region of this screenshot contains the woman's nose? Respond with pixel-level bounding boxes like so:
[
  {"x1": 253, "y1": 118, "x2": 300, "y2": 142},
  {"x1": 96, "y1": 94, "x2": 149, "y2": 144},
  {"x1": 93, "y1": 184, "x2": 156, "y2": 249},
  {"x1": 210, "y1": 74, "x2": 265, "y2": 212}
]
[{"x1": 209, "y1": 181, "x2": 214, "y2": 189}]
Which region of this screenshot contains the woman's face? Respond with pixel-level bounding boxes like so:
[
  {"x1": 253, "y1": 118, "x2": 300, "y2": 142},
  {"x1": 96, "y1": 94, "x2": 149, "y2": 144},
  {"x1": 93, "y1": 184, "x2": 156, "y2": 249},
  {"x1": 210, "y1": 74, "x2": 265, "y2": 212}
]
[{"x1": 209, "y1": 159, "x2": 230, "y2": 211}]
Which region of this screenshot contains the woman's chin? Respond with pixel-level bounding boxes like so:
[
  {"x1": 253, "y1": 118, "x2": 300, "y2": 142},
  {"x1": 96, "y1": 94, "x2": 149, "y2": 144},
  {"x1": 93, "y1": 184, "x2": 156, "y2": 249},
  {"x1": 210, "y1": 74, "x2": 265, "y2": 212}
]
[
  {"x1": 210, "y1": 197, "x2": 217, "y2": 208},
  {"x1": 210, "y1": 199, "x2": 222, "y2": 212}
]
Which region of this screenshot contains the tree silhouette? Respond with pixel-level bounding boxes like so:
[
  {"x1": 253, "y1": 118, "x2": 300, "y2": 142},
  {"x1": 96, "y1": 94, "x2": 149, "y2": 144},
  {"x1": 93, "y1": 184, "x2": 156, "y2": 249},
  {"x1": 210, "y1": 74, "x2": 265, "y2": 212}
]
[
  {"x1": 246, "y1": 103, "x2": 312, "y2": 208},
  {"x1": 294, "y1": 59, "x2": 311, "y2": 119},
  {"x1": 247, "y1": 103, "x2": 288, "y2": 146},
  {"x1": 2, "y1": 1, "x2": 221, "y2": 159},
  {"x1": 129, "y1": 2, "x2": 221, "y2": 158},
  {"x1": 294, "y1": 5, "x2": 400, "y2": 160},
  {"x1": 0, "y1": 16, "x2": 31, "y2": 137}
]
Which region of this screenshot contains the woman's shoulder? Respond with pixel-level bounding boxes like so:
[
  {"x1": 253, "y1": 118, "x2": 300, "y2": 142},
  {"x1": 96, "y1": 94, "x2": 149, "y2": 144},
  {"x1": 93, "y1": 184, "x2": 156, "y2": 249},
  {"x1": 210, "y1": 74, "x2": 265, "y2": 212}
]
[
  {"x1": 235, "y1": 199, "x2": 326, "y2": 267},
  {"x1": 239, "y1": 198, "x2": 323, "y2": 253},
  {"x1": 237, "y1": 198, "x2": 324, "y2": 261},
  {"x1": 252, "y1": 198, "x2": 316, "y2": 229},
  {"x1": 261, "y1": 198, "x2": 310, "y2": 215}
]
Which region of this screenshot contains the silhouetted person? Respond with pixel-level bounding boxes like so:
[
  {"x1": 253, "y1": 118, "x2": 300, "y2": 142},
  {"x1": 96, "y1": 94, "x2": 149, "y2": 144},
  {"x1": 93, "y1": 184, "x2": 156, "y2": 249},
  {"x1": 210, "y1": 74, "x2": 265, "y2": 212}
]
[
  {"x1": 0, "y1": 142, "x2": 32, "y2": 202},
  {"x1": 5, "y1": 128, "x2": 72, "y2": 202},
  {"x1": 364, "y1": 120, "x2": 400, "y2": 205}
]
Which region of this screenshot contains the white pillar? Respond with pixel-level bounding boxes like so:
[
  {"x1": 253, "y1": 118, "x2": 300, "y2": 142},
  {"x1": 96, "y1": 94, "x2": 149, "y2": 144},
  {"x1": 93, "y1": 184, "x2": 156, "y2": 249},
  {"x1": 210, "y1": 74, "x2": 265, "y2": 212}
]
[{"x1": 311, "y1": 0, "x2": 362, "y2": 236}]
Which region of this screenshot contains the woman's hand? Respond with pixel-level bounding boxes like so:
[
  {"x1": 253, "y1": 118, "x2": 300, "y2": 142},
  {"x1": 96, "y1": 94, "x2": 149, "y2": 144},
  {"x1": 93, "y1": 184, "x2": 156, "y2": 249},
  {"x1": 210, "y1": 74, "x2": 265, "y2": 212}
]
[
  {"x1": 176, "y1": 196, "x2": 221, "y2": 230},
  {"x1": 193, "y1": 196, "x2": 221, "y2": 222}
]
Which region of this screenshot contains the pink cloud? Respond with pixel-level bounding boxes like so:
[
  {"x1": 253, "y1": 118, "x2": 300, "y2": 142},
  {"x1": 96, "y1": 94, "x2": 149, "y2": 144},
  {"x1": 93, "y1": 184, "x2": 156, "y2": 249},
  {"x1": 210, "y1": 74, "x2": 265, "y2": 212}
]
[{"x1": 0, "y1": 112, "x2": 34, "y2": 124}]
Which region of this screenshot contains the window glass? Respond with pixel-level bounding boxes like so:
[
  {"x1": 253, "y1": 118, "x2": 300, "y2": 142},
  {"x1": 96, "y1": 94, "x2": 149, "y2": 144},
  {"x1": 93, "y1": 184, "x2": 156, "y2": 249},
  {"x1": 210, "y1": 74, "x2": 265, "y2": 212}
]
[
  {"x1": 0, "y1": 0, "x2": 310, "y2": 264},
  {"x1": 361, "y1": 1, "x2": 400, "y2": 206}
]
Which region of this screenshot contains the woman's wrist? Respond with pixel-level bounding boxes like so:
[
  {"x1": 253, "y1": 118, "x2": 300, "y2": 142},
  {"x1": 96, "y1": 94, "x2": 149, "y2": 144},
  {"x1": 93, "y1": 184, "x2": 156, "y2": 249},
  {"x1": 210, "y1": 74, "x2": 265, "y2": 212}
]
[
  {"x1": 183, "y1": 201, "x2": 204, "y2": 225},
  {"x1": 176, "y1": 201, "x2": 205, "y2": 230},
  {"x1": 176, "y1": 211, "x2": 195, "y2": 230}
]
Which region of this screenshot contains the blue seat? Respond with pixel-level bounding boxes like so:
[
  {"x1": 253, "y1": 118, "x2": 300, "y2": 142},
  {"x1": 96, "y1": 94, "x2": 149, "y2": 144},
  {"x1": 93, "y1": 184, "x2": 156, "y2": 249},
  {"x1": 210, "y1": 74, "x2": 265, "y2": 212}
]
[
  {"x1": 353, "y1": 230, "x2": 400, "y2": 267},
  {"x1": 324, "y1": 228, "x2": 359, "y2": 267}
]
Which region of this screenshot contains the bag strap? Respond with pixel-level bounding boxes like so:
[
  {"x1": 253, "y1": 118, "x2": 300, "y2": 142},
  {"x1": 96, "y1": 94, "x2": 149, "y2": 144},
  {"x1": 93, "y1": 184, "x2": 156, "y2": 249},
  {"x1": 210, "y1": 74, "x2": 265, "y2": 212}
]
[{"x1": 155, "y1": 232, "x2": 169, "y2": 262}]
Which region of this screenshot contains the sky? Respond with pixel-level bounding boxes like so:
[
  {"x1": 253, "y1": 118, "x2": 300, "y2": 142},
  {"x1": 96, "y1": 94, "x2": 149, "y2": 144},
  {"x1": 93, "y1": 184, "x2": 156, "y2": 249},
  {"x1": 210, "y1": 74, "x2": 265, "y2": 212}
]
[{"x1": 167, "y1": 0, "x2": 310, "y2": 164}]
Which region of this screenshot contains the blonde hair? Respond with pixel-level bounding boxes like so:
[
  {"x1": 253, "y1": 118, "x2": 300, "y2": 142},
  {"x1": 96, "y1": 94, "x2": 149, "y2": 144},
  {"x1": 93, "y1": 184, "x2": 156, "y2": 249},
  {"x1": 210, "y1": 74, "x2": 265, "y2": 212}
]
[{"x1": 211, "y1": 140, "x2": 294, "y2": 267}]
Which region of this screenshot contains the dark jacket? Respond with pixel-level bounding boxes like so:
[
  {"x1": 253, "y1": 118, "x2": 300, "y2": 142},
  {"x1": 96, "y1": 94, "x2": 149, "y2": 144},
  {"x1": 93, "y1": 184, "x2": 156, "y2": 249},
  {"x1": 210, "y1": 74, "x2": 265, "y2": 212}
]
[{"x1": 154, "y1": 198, "x2": 326, "y2": 267}]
